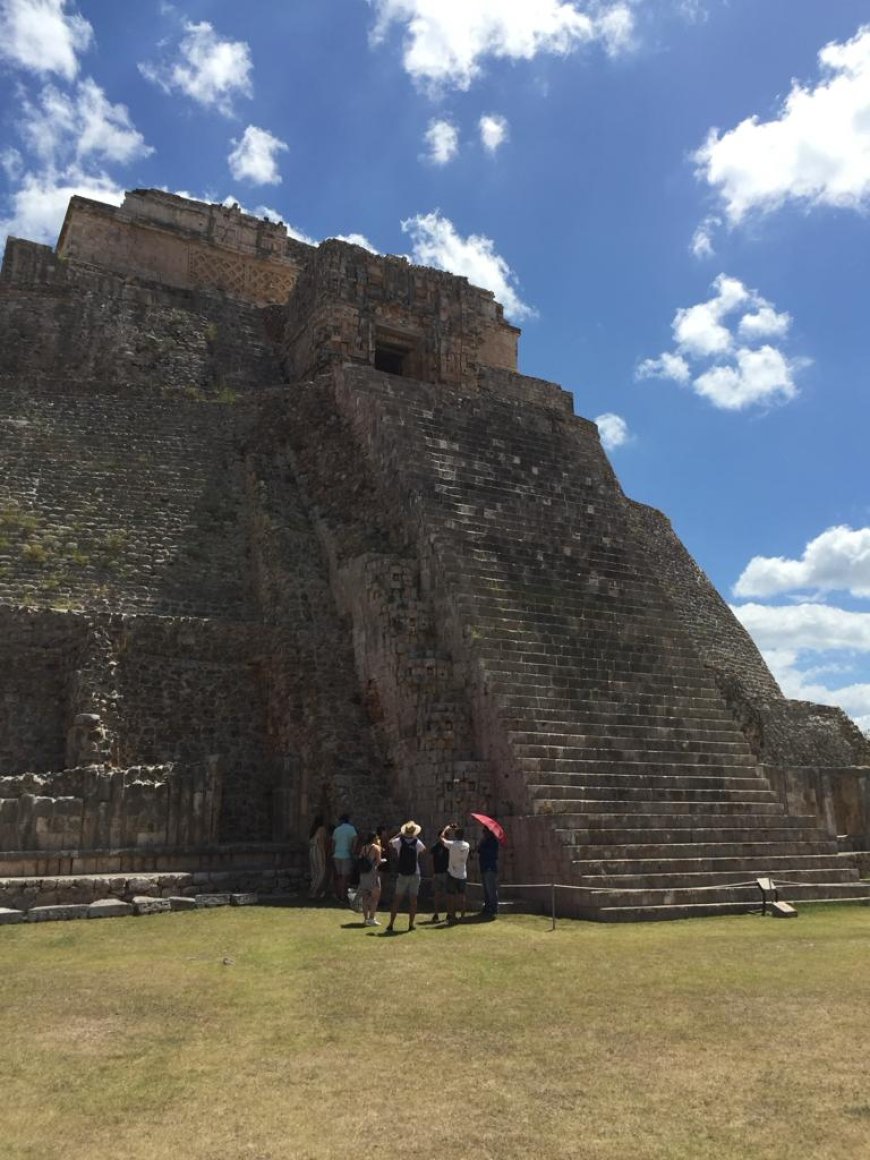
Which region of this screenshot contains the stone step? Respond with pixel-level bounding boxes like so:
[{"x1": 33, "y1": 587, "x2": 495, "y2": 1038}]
[
  {"x1": 554, "y1": 881, "x2": 869, "y2": 909},
  {"x1": 573, "y1": 838, "x2": 838, "y2": 859},
  {"x1": 483, "y1": 665, "x2": 718, "y2": 690},
  {"x1": 512, "y1": 736, "x2": 750, "y2": 756},
  {"x1": 504, "y1": 717, "x2": 743, "y2": 740},
  {"x1": 482, "y1": 642, "x2": 707, "y2": 667},
  {"x1": 533, "y1": 798, "x2": 786, "y2": 817},
  {"x1": 528, "y1": 782, "x2": 778, "y2": 803},
  {"x1": 520, "y1": 758, "x2": 759, "y2": 776},
  {"x1": 529, "y1": 771, "x2": 771, "y2": 791},
  {"x1": 570, "y1": 852, "x2": 857, "y2": 876},
  {"x1": 553, "y1": 813, "x2": 815, "y2": 836},
  {"x1": 497, "y1": 697, "x2": 737, "y2": 722},
  {"x1": 517, "y1": 750, "x2": 754, "y2": 769},
  {"x1": 590, "y1": 894, "x2": 870, "y2": 922},
  {"x1": 480, "y1": 654, "x2": 714, "y2": 683},
  {"x1": 573, "y1": 866, "x2": 863, "y2": 889}
]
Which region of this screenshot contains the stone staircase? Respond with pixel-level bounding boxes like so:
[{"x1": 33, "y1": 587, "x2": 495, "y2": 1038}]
[{"x1": 346, "y1": 367, "x2": 869, "y2": 919}]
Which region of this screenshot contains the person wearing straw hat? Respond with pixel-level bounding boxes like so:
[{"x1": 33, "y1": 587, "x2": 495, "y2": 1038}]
[{"x1": 386, "y1": 821, "x2": 426, "y2": 933}]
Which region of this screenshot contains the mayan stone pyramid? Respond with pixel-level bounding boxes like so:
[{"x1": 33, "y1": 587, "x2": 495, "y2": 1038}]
[{"x1": 1, "y1": 190, "x2": 867, "y2": 918}]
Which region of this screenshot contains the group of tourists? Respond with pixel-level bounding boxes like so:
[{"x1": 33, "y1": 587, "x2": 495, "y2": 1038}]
[{"x1": 308, "y1": 813, "x2": 501, "y2": 931}]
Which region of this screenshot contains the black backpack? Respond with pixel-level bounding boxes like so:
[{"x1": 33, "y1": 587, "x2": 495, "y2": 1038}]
[{"x1": 397, "y1": 835, "x2": 418, "y2": 875}]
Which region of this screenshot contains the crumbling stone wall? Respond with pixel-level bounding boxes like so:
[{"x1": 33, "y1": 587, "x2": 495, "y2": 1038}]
[
  {"x1": 281, "y1": 240, "x2": 519, "y2": 387},
  {"x1": 0, "y1": 762, "x2": 219, "y2": 853},
  {"x1": 0, "y1": 240, "x2": 282, "y2": 394}
]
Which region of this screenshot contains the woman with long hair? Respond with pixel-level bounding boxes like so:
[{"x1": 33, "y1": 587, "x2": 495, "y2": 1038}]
[
  {"x1": 357, "y1": 830, "x2": 383, "y2": 927},
  {"x1": 308, "y1": 814, "x2": 329, "y2": 899}
]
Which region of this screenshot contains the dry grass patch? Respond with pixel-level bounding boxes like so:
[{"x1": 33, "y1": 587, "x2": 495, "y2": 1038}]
[{"x1": 1, "y1": 904, "x2": 868, "y2": 1159}]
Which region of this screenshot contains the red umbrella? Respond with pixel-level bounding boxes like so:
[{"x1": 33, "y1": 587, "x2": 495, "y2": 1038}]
[{"x1": 470, "y1": 812, "x2": 506, "y2": 843}]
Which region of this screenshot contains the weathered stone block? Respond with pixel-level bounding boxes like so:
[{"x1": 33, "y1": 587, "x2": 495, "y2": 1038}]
[
  {"x1": 0, "y1": 907, "x2": 25, "y2": 925},
  {"x1": 230, "y1": 892, "x2": 258, "y2": 906},
  {"x1": 168, "y1": 896, "x2": 197, "y2": 911},
  {"x1": 87, "y1": 899, "x2": 132, "y2": 918},
  {"x1": 127, "y1": 877, "x2": 158, "y2": 896},
  {"x1": 196, "y1": 893, "x2": 231, "y2": 908},
  {"x1": 131, "y1": 895, "x2": 171, "y2": 916},
  {"x1": 28, "y1": 904, "x2": 89, "y2": 922}
]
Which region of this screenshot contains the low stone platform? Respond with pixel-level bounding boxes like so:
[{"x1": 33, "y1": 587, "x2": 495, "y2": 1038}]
[{"x1": 0, "y1": 866, "x2": 301, "y2": 911}]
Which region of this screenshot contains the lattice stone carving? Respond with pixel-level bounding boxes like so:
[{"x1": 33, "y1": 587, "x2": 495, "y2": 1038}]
[{"x1": 187, "y1": 247, "x2": 296, "y2": 305}]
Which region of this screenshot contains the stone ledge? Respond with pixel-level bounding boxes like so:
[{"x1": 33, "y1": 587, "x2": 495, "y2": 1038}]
[
  {"x1": 0, "y1": 907, "x2": 25, "y2": 924},
  {"x1": 131, "y1": 896, "x2": 171, "y2": 916},
  {"x1": 28, "y1": 904, "x2": 90, "y2": 922},
  {"x1": 168, "y1": 896, "x2": 197, "y2": 911},
  {"x1": 87, "y1": 899, "x2": 132, "y2": 918}
]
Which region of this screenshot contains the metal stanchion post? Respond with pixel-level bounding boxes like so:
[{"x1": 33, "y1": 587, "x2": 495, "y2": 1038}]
[{"x1": 551, "y1": 882, "x2": 556, "y2": 931}]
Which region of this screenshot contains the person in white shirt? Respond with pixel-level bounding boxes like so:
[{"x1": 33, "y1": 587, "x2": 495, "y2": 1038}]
[{"x1": 439, "y1": 823, "x2": 470, "y2": 924}]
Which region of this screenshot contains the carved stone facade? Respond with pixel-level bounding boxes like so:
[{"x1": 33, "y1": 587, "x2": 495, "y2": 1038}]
[
  {"x1": 0, "y1": 189, "x2": 867, "y2": 917},
  {"x1": 56, "y1": 189, "x2": 311, "y2": 306}
]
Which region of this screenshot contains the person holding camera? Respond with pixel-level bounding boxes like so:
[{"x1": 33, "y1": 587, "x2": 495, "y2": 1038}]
[{"x1": 439, "y1": 822, "x2": 470, "y2": 924}]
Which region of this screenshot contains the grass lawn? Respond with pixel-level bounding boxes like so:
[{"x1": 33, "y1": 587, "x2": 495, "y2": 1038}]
[{"x1": 1, "y1": 902, "x2": 869, "y2": 1160}]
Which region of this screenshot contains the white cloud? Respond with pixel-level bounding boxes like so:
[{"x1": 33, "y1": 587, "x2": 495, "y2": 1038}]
[
  {"x1": 594, "y1": 412, "x2": 630, "y2": 451},
  {"x1": 139, "y1": 20, "x2": 252, "y2": 116},
  {"x1": 479, "y1": 113, "x2": 509, "y2": 154},
  {"x1": 0, "y1": 71, "x2": 151, "y2": 251},
  {"x1": 734, "y1": 526, "x2": 870, "y2": 599},
  {"x1": 0, "y1": 169, "x2": 124, "y2": 246},
  {"x1": 692, "y1": 344, "x2": 798, "y2": 411},
  {"x1": 731, "y1": 602, "x2": 870, "y2": 730},
  {"x1": 695, "y1": 24, "x2": 870, "y2": 222},
  {"x1": 636, "y1": 351, "x2": 691, "y2": 384},
  {"x1": 333, "y1": 232, "x2": 379, "y2": 253},
  {"x1": 368, "y1": 0, "x2": 635, "y2": 92},
  {"x1": 0, "y1": 0, "x2": 92, "y2": 80},
  {"x1": 673, "y1": 299, "x2": 736, "y2": 358},
  {"x1": 228, "y1": 125, "x2": 288, "y2": 186},
  {"x1": 401, "y1": 211, "x2": 533, "y2": 321},
  {"x1": 637, "y1": 274, "x2": 802, "y2": 411},
  {"x1": 737, "y1": 303, "x2": 791, "y2": 342},
  {"x1": 423, "y1": 118, "x2": 459, "y2": 165},
  {"x1": 690, "y1": 215, "x2": 719, "y2": 258},
  {"x1": 19, "y1": 79, "x2": 152, "y2": 168},
  {"x1": 763, "y1": 650, "x2": 870, "y2": 734}
]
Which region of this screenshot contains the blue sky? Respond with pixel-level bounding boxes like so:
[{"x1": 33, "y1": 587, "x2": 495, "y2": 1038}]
[{"x1": 1, "y1": 0, "x2": 869, "y2": 732}]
